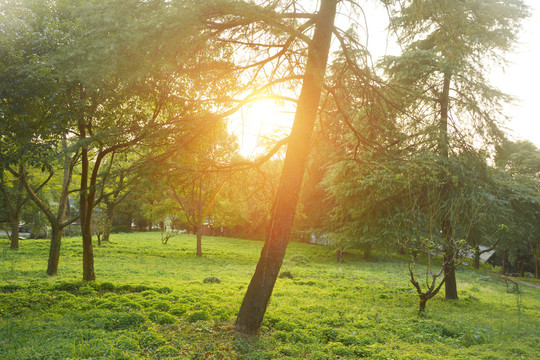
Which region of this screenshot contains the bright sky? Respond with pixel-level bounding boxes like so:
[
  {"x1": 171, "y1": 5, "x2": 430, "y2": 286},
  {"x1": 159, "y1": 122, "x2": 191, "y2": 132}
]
[
  {"x1": 492, "y1": 0, "x2": 540, "y2": 147},
  {"x1": 230, "y1": 0, "x2": 540, "y2": 157}
]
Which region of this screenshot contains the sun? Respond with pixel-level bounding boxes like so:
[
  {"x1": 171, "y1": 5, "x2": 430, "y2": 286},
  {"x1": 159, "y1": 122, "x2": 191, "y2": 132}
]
[{"x1": 229, "y1": 99, "x2": 295, "y2": 158}]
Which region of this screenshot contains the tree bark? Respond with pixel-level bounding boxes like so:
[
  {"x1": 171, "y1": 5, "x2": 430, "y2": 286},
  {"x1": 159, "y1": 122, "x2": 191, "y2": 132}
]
[
  {"x1": 79, "y1": 121, "x2": 96, "y2": 281},
  {"x1": 47, "y1": 225, "x2": 62, "y2": 275},
  {"x1": 196, "y1": 226, "x2": 202, "y2": 257},
  {"x1": 102, "y1": 203, "x2": 115, "y2": 243},
  {"x1": 235, "y1": 0, "x2": 337, "y2": 336},
  {"x1": 439, "y1": 71, "x2": 458, "y2": 300},
  {"x1": 443, "y1": 245, "x2": 458, "y2": 299},
  {"x1": 9, "y1": 219, "x2": 20, "y2": 250}
]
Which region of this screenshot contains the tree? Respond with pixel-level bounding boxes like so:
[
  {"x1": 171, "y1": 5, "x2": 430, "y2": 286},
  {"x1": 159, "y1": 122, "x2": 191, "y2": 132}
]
[
  {"x1": 235, "y1": 0, "x2": 338, "y2": 335},
  {"x1": 383, "y1": 0, "x2": 529, "y2": 299},
  {"x1": 495, "y1": 140, "x2": 540, "y2": 277},
  {"x1": 164, "y1": 122, "x2": 239, "y2": 256},
  {"x1": 2, "y1": 0, "x2": 240, "y2": 281}
]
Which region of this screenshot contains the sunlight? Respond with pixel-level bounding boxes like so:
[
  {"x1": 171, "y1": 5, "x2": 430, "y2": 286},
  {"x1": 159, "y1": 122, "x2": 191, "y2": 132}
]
[{"x1": 228, "y1": 99, "x2": 295, "y2": 158}]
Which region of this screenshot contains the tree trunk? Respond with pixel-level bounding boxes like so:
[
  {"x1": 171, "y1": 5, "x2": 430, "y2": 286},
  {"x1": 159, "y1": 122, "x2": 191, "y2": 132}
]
[
  {"x1": 235, "y1": 0, "x2": 337, "y2": 336},
  {"x1": 364, "y1": 243, "x2": 371, "y2": 259},
  {"x1": 79, "y1": 122, "x2": 96, "y2": 282},
  {"x1": 47, "y1": 225, "x2": 62, "y2": 276},
  {"x1": 502, "y1": 248, "x2": 508, "y2": 275},
  {"x1": 196, "y1": 226, "x2": 202, "y2": 257},
  {"x1": 419, "y1": 297, "x2": 427, "y2": 313},
  {"x1": 9, "y1": 219, "x2": 20, "y2": 250},
  {"x1": 535, "y1": 257, "x2": 538, "y2": 279},
  {"x1": 337, "y1": 248, "x2": 343, "y2": 263},
  {"x1": 102, "y1": 204, "x2": 115, "y2": 243},
  {"x1": 439, "y1": 71, "x2": 458, "y2": 300},
  {"x1": 474, "y1": 245, "x2": 480, "y2": 269},
  {"x1": 444, "y1": 244, "x2": 458, "y2": 300},
  {"x1": 82, "y1": 221, "x2": 95, "y2": 281}
]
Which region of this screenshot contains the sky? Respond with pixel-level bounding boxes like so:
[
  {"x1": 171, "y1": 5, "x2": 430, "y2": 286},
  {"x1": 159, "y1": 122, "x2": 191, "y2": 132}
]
[
  {"x1": 358, "y1": 0, "x2": 540, "y2": 147},
  {"x1": 230, "y1": 0, "x2": 540, "y2": 156},
  {"x1": 492, "y1": 0, "x2": 540, "y2": 147}
]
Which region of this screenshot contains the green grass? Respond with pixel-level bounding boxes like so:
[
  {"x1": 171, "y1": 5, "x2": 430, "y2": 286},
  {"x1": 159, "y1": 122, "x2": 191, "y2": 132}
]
[{"x1": 0, "y1": 233, "x2": 539, "y2": 359}]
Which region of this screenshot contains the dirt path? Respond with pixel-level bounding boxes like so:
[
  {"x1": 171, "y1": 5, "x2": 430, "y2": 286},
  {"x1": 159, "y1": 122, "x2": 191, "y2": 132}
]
[{"x1": 516, "y1": 280, "x2": 540, "y2": 289}]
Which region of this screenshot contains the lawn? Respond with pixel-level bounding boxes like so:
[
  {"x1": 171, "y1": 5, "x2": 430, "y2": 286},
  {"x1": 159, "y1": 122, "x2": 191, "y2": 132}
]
[{"x1": 0, "y1": 233, "x2": 538, "y2": 359}]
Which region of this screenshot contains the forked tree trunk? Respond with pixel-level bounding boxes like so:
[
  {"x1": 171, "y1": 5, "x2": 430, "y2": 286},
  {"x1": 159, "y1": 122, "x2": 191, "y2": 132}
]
[
  {"x1": 47, "y1": 226, "x2": 62, "y2": 275},
  {"x1": 235, "y1": 0, "x2": 337, "y2": 336}
]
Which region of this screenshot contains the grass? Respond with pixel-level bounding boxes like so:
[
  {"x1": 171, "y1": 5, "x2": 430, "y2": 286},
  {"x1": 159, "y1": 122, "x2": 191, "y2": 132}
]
[{"x1": 0, "y1": 232, "x2": 539, "y2": 359}]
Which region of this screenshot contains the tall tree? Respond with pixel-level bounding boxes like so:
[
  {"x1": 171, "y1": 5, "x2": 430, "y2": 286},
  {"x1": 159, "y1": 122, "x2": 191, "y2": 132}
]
[
  {"x1": 383, "y1": 0, "x2": 529, "y2": 299},
  {"x1": 235, "y1": 0, "x2": 338, "y2": 335}
]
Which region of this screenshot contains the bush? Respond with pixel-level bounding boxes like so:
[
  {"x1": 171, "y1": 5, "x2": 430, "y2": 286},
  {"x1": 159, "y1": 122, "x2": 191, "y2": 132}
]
[{"x1": 203, "y1": 276, "x2": 221, "y2": 284}]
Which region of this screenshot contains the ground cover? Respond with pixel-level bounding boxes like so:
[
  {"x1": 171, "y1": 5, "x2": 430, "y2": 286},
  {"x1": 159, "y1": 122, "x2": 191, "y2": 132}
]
[{"x1": 0, "y1": 233, "x2": 538, "y2": 359}]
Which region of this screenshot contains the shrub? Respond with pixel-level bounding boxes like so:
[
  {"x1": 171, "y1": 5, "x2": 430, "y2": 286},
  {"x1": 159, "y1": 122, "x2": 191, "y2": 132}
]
[{"x1": 203, "y1": 276, "x2": 221, "y2": 284}]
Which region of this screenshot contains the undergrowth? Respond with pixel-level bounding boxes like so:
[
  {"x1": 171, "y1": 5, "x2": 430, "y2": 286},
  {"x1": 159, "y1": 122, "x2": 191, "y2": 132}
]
[{"x1": 0, "y1": 233, "x2": 538, "y2": 359}]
